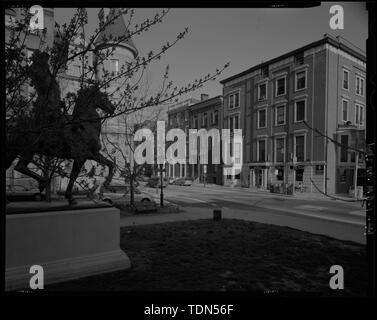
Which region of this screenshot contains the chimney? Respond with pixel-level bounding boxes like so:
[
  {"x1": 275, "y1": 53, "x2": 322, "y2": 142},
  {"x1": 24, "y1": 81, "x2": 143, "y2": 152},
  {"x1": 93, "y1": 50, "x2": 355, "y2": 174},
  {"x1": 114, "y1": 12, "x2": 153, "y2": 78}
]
[{"x1": 201, "y1": 94, "x2": 209, "y2": 101}]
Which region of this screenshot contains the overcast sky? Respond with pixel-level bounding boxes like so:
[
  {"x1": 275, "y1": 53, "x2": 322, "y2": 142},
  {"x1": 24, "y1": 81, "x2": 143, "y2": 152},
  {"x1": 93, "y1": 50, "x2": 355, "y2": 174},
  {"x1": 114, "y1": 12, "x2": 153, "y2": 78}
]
[{"x1": 55, "y1": 3, "x2": 368, "y2": 102}]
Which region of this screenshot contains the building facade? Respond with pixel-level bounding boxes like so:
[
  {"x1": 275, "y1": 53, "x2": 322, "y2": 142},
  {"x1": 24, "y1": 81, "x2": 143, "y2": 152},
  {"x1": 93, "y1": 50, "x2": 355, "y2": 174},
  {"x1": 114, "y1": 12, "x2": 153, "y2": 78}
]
[
  {"x1": 166, "y1": 95, "x2": 223, "y2": 185},
  {"x1": 220, "y1": 34, "x2": 366, "y2": 195}
]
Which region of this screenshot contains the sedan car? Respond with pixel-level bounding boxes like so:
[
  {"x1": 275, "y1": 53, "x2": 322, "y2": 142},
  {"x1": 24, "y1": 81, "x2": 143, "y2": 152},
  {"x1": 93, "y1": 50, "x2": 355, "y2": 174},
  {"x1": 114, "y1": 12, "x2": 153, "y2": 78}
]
[
  {"x1": 173, "y1": 178, "x2": 193, "y2": 186},
  {"x1": 146, "y1": 176, "x2": 168, "y2": 188},
  {"x1": 99, "y1": 184, "x2": 156, "y2": 212},
  {"x1": 6, "y1": 185, "x2": 45, "y2": 202},
  {"x1": 168, "y1": 177, "x2": 176, "y2": 184}
]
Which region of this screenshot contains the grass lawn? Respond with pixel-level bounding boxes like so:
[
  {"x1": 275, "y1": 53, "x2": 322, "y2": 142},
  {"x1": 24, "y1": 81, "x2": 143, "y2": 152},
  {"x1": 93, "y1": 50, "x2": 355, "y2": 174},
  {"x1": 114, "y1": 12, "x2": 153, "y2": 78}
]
[{"x1": 47, "y1": 219, "x2": 367, "y2": 296}]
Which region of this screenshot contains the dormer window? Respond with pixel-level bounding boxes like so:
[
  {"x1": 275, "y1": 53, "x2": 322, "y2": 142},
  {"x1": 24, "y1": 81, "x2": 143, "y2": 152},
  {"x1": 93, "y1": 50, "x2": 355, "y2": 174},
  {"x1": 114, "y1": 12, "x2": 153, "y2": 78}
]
[
  {"x1": 261, "y1": 65, "x2": 269, "y2": 78},
  {"x1": 294, "y1": 52, "x2": 304, "y2": 65}
]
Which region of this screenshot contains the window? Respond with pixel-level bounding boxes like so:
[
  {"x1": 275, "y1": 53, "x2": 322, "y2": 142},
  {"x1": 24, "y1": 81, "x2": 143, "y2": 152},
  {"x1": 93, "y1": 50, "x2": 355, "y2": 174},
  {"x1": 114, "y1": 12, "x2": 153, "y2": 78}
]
[
  {"x1": 229, "y1": 114, "x2": 240, "y2": 131},
  {"x1": 295, "y1": 70, "x2": 306, "y2": 91},
  {"x1": 258, "y1": 83, "x2": 267, "y2": 101},
  {"x1": 342, "y1": 99, "x2": 348, "y2": 122},
  {"x1": 295, "y1": 168, "x2": 304, "y2": 182},
  {"x1": 340, "y1": 135, "x2": 348, "y2": 162},
  {"x1": 294, "y1": 135, "x2": 305, "y2": 162},
  {"x1": 73, "y1": 64, "x2": 82, "y2": 75},
  {"x1": 276, "y1": 77, "x2": 286, "y2": 96},
  {"x1": 261, "y1": 65, "x2": 269, "y2": 78},
  {"x1": 277, "y1": 168, "x2": 284, "y2": 181},
  {"x1": 202, "y1": 112, "x2": 208, "y2": 127},
  {"x1": 315, "y1": 165, "x2": 324, "y2": 175},
  {"x1": 234, "y1": 114, "x2": 239, "y2": 129},
  {"x1": 213, "y1": 110, "x2": 219, "y2": 125},
  {"x1": 258, "y1": 140, "x2": 266, "y2": 162},
  {"x1": 275, "y1": 105, "x2": 286, "y2": 125},
  {"x1": 193, "y1": 115, "x2": 198, "y2": 128},
  {"x1": 356, "y1": 75, "x2": 365, "y2": 97},
  {"x1": 343, "y1": 69, "x2": 349, "y2": 90},
  {"x1": 228, "y1": 92, "x2": 240, "y2": 109},
  {"x1": 294, "y1": 52, "x2": 304, "y2": 65},
  {"x1": 110, "y1": 59, "x2": 119, "y2": 73},
  {"x1": 275, "y1": 137, "x2": 285, "y2": 162},
  {"x1": 355, "y1": 104, "x2": 364, "y2": 125},
  {"x1": 234, "y1": 143, "x2": 241, "y2": 164},
  {"x1": 295, "y1": 100, "x2": 306, "y2": 122},
  {"x1": 257, "y1": 109, "x2": 267, "y2": 128}
]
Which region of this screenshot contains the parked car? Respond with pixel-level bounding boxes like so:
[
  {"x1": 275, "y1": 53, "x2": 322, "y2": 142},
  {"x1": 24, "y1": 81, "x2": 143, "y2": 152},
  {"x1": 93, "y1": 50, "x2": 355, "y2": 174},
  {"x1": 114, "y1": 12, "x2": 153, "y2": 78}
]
[
  {"x1": 6, "y1": 185, "x2": 45, "y2": 202},
  {"x1": 168, "y1": 177, "x2": 176, "y2": 184},
  {"x1": 146, "y1": 176, "x2": 168, "y2": 188},
  {"x1": 57, "y1": 189, "x2": 89, "y2": 197},
  {"x1": 173, "y1": 178, "x2": 193, "y2": 186},
  {"x1": 99, "y1": 184, "x2": 156, "y2": 209}
]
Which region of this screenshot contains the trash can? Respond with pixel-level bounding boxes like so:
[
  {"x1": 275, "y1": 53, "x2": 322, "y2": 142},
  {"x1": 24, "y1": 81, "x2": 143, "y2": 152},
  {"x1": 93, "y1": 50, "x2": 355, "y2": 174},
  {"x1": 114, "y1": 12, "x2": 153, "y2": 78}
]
[{"x1": 213, "y1": 209, "x2": 222, "y2": 221}]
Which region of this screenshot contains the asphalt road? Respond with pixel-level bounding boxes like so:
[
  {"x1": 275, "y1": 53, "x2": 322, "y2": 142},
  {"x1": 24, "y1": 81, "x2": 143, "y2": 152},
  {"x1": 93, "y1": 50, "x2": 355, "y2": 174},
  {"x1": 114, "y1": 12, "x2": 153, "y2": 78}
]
[{"x1": 141, "y1": 183, "x2": 366, "y2": 244}]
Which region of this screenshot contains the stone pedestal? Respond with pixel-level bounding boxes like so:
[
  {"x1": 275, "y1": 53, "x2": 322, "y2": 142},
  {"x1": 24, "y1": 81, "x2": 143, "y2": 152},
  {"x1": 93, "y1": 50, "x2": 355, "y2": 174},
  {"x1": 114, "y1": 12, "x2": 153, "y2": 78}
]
[{"x1": 6, "y1": 201, "x2": 130, "y2": 291}]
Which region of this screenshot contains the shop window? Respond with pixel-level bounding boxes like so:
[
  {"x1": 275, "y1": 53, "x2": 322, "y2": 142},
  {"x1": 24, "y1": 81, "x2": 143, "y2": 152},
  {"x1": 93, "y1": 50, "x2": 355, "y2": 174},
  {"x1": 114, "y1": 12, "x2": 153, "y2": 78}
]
[
  {"x1": 295, "y1": 168, "x2": 304, "y2": 182},
  {"x1": 277, "y1": 168, "x2": 284, "y2": 181}
]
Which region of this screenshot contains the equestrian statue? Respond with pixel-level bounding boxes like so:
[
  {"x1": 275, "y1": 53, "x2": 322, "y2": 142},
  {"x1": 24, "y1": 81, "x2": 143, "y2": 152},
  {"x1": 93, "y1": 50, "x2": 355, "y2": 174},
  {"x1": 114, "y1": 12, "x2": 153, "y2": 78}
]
[{"x1": 6, "y1": 50, "x2": 116, "y2": 205}]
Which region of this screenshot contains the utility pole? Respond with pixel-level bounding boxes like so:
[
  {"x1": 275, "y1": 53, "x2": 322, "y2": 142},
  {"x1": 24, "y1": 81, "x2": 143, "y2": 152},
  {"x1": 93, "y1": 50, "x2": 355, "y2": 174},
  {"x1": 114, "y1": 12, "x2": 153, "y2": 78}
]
[
  {"x1": 203, "y1": 164, "x2": 207, "y2": 188},
  {"x1": 292, "y1": 156, "x2": 297, "y2": 195},
  {"x1": 354, "y1": 152, "x2": 359, "y2": 199},
  {"x1": 282, "y1": 147, "x2": 287, "y2": 194}
]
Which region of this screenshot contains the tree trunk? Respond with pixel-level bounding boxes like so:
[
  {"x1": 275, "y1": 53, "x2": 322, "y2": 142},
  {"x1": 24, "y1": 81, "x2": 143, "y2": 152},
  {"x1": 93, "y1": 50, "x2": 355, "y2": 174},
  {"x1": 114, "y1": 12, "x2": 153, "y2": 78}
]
[
  {"x1": 42, "y1": 157, "x2": 52, "y2": 203},
  {"x1": 45, "y1": 180, "x2": 52, "y2": 202},
  {"x1": 130, "y1": 174, "x2": 135, "y2": 206}
]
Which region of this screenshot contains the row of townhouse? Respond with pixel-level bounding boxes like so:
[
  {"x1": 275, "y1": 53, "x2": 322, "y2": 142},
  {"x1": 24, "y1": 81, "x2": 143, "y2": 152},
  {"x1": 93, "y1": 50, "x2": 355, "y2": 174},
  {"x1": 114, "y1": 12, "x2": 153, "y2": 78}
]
[
  {"x1": 166, "y1": 95, "x2": 223, "y2": 185},
  {"x1": 221, "y1": 34, "x2": 366, "y2": 195},
  {"x1": 167, "y1": 34, "x2": 366, "y2": 195}
]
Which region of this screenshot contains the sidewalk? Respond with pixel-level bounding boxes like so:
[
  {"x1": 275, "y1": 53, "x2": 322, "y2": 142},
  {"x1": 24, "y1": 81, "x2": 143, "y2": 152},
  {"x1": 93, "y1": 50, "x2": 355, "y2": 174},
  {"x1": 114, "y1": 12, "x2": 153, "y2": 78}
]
[{"x1": 190, "y1": 183, "x2": 363, "y2": 203}]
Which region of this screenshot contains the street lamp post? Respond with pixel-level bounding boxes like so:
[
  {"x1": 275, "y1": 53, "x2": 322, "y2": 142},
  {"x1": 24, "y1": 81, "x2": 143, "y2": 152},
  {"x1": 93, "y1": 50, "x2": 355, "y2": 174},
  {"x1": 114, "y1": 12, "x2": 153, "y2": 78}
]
[
  {"x1": 159, "y1": 163, "x2": 166, "y2": 207},
  {"x1": 203, "y1": 164, "x2": 207, "y2": 188}
]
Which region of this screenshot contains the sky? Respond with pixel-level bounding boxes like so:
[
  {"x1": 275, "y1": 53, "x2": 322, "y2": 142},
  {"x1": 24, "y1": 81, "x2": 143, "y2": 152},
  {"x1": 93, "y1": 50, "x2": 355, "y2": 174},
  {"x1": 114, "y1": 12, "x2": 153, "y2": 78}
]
[{"x1": 54, "y1": 3, "x2": 368, "y2": 102}]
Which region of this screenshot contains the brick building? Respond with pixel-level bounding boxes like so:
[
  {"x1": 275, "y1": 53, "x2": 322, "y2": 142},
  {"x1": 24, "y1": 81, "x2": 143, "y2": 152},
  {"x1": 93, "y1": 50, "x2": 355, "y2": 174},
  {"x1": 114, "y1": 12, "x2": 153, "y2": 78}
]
[
  {"x1": 220, "y1": 34, "x2": 366, "y2": 195},
  {"x1": 166, "y1": 95, "x2": 223, "y2": 185}
]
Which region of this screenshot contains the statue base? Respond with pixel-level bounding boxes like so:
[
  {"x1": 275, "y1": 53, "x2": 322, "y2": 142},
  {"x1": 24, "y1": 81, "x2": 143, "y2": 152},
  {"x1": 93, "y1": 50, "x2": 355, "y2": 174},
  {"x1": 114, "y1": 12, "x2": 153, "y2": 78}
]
[{"x1": 5, "y1": 200, "x2": 130, "y2": 291}]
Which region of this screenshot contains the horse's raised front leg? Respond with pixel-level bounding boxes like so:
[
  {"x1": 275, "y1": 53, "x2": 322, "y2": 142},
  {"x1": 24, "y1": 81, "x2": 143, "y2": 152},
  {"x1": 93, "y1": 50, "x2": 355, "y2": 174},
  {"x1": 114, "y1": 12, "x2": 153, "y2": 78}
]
[
  {"x1": 65, "y1": 159, "x2": 85, "y2": 205},
  {"x1": 90, "y1": 153, "x2": 115, "y2": 187},
  {"x1": 14, "y1": 154, "x2": 48, "y2": 192}
]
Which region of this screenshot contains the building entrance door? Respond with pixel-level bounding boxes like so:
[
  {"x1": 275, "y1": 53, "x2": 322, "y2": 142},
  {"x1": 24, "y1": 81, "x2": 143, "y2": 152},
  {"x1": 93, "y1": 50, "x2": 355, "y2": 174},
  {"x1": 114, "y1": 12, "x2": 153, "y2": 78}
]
[{"x1": 256, "y1": 169, "x2": 263, "y2": 188}]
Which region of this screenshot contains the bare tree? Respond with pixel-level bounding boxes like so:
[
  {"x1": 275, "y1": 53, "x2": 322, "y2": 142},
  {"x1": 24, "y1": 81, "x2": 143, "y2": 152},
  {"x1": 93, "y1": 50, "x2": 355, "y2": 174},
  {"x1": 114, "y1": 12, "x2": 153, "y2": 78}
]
[{"x1": 5, "y1": 7, "x2": 229, "y2": 201}]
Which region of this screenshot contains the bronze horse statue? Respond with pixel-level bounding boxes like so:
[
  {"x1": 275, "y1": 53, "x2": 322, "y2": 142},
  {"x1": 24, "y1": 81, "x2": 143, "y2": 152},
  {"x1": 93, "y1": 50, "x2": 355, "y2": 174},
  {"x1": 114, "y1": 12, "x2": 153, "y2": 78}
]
[{"x1": 6, "y1": 50, "x2": 116, "y2": 204}]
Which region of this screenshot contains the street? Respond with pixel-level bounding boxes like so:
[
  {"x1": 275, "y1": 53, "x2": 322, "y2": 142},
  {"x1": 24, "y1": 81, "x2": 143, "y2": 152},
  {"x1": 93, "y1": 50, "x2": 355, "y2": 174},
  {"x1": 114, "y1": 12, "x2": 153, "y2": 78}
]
[{"x1": 139, "y1": 183, "x2": 366, "y2": 244}]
